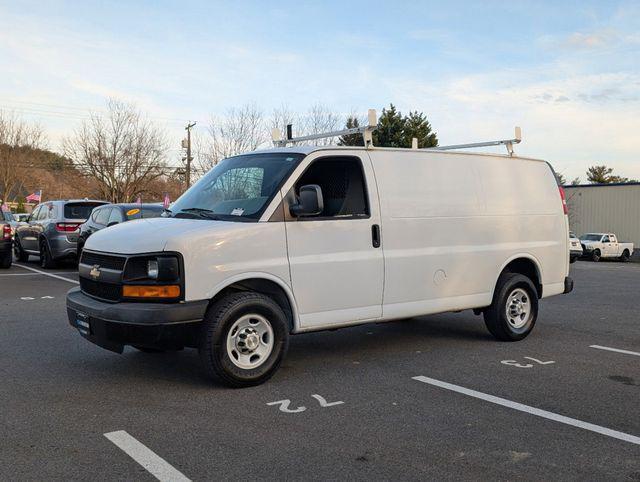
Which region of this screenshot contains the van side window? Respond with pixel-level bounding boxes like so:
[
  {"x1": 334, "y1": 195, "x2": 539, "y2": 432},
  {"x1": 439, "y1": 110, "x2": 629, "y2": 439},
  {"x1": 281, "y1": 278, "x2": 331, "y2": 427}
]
[{"x1": 295, "y1": 157, "x2": 369, "y2": 219}]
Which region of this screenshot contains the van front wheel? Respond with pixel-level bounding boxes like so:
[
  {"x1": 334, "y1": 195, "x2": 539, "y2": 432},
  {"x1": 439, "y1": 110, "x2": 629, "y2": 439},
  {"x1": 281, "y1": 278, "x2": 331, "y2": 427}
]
[
  {"x1": 199, "y1": 292, "x2": 289, "y2": 388},
  {"x1": 484, "y1": 273, "x2": 538, "y2": 341}
]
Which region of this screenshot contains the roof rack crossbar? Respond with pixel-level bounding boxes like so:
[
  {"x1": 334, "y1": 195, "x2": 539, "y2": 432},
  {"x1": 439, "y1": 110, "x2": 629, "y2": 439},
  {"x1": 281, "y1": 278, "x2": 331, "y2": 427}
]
[
  {"x1": 272, "y1": 109, "x2": 378, "y2": 148},
  {"x1": 424, "y1": 127, "x2": 522, "y2": 156}
]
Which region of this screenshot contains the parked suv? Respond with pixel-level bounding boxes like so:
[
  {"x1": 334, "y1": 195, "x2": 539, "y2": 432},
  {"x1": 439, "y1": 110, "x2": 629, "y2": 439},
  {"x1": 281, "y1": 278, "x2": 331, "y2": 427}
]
[
  {"x1": 14, "y1": 200, "x2": 107, "y2": 268},
  {"x1": 77, "y1": 203, "x2": 164, "y2": 258}
]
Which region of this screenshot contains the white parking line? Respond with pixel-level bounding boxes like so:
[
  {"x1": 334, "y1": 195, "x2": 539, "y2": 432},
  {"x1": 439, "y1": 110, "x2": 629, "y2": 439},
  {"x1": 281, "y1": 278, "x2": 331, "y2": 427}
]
[
  {"x1": 104, "y1": 430, "x2": 191, "y2": 482},
  {"x1": 589, "y1": 345, "x2": 640, "y2": 357},
  {"x1": 413, "y1": 376, "x2": 640, "y2": 446},
  {"x1": 0, "y1": 272, "x2": 77, "y2": 277},
  {"x1": 13, "y1": 263, "x2": 79, "y2": 284}
]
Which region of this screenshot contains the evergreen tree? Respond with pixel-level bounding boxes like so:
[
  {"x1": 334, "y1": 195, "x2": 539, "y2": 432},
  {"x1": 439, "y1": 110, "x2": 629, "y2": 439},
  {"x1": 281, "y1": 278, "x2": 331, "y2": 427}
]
[
  {"x1": 373, "y1": 104, "x2": 406, "y2": 147},
  {"x1": 556, "y1": 172, "x2": 567, "y2": 185},
  {"x1": 337, "y1": 104, "x2": 438, "y2": 148},
  {"x1": 402, "y1": 110, "x2": 437, "y2": 148},
  {"x1": 337, "y1": 116, "x2": 364, "y2": 146},
  {"x1": 586, "y1": 165, "x2": 631, "y2": 184}
]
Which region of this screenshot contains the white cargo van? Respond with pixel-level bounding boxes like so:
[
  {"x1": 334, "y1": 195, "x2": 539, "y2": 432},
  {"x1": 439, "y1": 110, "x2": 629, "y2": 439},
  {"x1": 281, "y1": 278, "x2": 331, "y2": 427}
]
[{"x1": 67, "y1": 120, "x2": 573, "y2": 387}]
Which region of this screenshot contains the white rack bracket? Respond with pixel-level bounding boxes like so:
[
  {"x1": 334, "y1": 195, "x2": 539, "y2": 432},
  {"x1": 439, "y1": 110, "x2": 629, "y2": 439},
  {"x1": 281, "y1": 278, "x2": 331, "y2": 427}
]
[
  {"x1": 272, "y1": 109, "x2": 378, "y2": 148},
  {"x1": 425, "y1": 126, "x2": 522, "y2": 156}
]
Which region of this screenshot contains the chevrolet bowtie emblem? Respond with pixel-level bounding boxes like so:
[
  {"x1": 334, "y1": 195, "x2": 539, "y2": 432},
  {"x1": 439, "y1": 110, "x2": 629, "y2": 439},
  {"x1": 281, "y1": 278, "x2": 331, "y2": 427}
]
[{"x1": 89, "y1": 265, "x2": 101, "y2": 279}]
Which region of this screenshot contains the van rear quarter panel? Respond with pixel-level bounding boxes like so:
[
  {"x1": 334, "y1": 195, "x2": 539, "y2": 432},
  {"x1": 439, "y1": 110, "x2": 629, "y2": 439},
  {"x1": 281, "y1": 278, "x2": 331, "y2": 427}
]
[{"x1": 371, "y1": 150, "x2": 567, "y2": 318}]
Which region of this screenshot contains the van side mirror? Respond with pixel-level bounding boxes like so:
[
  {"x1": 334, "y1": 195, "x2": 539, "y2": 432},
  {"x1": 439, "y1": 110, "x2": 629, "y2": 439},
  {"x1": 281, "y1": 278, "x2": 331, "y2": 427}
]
[{"x1": 290, "y1": 184, "x2": 324, "y2": 217}]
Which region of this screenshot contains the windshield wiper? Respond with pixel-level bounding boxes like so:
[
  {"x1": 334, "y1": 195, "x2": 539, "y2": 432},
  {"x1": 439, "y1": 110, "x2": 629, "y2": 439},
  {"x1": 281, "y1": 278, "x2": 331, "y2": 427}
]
[{"x1": 175, "y1": 207, "x2": 224, "y2": 220}]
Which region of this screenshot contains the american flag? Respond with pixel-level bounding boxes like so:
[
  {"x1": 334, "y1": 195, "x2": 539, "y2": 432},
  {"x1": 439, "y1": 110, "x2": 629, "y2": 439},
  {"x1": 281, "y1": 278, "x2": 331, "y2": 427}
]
[{"x1": 26, "y1": 190, "x2": 42, "y2": 203}]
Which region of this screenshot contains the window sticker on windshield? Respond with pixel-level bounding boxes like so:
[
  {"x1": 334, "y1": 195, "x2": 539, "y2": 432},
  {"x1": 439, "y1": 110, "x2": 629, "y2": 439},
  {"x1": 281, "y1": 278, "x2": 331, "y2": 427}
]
[{"x1": 231, "y1": 208, "x2": 245, "y2": 216}]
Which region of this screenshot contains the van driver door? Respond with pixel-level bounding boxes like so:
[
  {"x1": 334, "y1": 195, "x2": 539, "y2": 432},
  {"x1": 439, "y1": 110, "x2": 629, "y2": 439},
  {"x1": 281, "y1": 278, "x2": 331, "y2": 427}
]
[{"x1": 281, "y1": 153, "x2": 384, "y2": 329}]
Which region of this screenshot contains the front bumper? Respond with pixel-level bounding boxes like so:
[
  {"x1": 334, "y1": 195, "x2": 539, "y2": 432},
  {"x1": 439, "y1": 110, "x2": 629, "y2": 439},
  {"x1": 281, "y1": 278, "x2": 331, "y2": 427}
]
[{"x1": 66, "y1": 287, "x2": 208, "y2": 353}]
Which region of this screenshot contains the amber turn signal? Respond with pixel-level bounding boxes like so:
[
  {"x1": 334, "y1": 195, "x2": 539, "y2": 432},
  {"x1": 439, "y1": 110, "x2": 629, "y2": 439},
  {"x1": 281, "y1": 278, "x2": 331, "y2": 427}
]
[{"x1": 122, "y1": 285, "x2": 181, "y2": 298}]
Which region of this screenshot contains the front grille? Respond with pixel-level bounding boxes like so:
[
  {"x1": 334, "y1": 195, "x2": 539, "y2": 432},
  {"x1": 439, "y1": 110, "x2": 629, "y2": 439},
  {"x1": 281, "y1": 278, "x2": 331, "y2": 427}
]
[
  {"x1": 80, "y1": 277, "x2": 121, "y2": 302},
  {"x1": 81, "y1": 251, "x2": 126, "y2": 270}
]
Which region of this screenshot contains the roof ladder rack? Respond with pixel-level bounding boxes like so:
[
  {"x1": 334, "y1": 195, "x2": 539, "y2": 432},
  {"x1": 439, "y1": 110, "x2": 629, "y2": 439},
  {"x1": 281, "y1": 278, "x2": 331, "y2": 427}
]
[
  {"x1": 272, "y1": 109, "x2": 378, "y2": 148},
  {"x1": 424, "y1": 126, "x2": 522, "y2": 156}
]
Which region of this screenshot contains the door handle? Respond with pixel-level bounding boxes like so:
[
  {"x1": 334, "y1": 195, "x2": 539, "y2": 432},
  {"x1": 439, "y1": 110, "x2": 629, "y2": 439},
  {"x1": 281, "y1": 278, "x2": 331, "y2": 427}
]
[{"x1": 371, "y1": 224, "x2": 381, "y2": 248}]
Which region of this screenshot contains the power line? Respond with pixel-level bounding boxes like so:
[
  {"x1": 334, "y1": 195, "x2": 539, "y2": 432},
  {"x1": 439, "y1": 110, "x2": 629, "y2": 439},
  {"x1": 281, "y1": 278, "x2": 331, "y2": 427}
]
[{"x1": 0, "y1": 101, "x2": 200, "y2": 124}]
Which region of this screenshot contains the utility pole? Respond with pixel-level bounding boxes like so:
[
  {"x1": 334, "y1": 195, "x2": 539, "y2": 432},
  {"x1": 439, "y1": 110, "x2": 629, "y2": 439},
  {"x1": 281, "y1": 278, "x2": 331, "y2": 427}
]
[{"x1": 183, "y1": 121, "x2": 196, "y2": 188}]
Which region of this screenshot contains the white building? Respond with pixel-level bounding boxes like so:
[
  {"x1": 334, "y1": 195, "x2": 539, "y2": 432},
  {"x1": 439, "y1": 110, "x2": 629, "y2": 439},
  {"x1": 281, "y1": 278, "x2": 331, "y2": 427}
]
[{"x1": 565, "y1": 183, "x2": 640, "y2": 250}]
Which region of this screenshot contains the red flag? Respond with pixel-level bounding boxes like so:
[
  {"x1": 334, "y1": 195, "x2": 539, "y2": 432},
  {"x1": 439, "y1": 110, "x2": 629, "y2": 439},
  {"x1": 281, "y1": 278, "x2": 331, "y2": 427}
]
[
  {"x1": 162, "y1": 192, "x2": 170, "y2": 209},
  {"x1": 26, "y1": 190, "x2": 42, "y2": 203}
]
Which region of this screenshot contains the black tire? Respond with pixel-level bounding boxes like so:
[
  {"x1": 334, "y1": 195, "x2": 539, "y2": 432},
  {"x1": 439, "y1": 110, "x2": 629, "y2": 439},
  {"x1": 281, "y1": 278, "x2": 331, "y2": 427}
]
[
  {"x1": 569, "y1": 255, "x2": 577, "y2": 264},
  {"x1": 484, "y1": 273, "x2": 538, "y2": 341},
  {"x1": 132, "y1": 345, "x2": 166, "y2": 353},
  {"x1": 14, "y1": 237, "x2": 29, "y2": 262},
  {"x1": 620, "y1": 250, "x2": 630, "y2": 262},
  {"x1": 0, "y1": 250, "x2": 11, "y2": 269},
  {"x1": 591, "y1": 249, "x2": 601, "y2": 262},
  {"x1": 199, "y1": 292, "x2": 289, "y2": 388},
  {"x1": 39, "y1": 240, "x2": 56, "y2": 269}
]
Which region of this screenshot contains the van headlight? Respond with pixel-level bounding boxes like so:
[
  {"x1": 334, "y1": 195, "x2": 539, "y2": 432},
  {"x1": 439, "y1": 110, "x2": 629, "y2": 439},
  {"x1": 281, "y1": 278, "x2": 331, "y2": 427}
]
[
  {"x1": 122, "y1": 254, "x2": 183, "y2": 301},
  {"x1": 123, "y1": 254, "x2": 181, "y2": 283},
  {"x1": 147, "y1": 260, "x2": 159, "y2": 279}
]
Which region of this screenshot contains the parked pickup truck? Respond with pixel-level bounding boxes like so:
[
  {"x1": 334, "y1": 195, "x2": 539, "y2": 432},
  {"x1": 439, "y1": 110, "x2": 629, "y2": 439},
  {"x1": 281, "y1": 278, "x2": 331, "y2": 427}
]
[{"x1": 579, "y1": 233, "x2": 634, "y2": 262}]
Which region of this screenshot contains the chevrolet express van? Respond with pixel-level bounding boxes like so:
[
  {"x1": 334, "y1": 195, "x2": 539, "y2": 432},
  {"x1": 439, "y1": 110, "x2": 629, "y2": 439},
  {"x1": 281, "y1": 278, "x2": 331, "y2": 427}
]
[{"x1": 67, "y1": 144, "x2": 573, "y2": 387}]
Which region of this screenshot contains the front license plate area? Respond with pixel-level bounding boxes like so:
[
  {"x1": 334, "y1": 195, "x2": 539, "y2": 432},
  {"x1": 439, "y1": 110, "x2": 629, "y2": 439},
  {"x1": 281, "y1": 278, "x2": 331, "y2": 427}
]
[{"x1": 75, "y1": 312, "x2": 91, "y2": 335}]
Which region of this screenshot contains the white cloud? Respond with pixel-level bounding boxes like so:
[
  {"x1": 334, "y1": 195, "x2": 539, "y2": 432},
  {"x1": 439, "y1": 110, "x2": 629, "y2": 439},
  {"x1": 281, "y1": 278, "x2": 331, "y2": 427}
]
[{"x1": 385, "y1": 69, "x2": 640, "y2": 181}]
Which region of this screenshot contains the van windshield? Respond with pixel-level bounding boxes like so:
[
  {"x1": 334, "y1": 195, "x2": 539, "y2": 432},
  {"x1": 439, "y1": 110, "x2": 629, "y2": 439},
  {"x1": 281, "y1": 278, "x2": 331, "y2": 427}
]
[
  {"x1": 170, "y1": 153, "x2": 304, "y2": 221},
  {"x1": 580, "y1": 234, "x2": 602, "y2": 241}
]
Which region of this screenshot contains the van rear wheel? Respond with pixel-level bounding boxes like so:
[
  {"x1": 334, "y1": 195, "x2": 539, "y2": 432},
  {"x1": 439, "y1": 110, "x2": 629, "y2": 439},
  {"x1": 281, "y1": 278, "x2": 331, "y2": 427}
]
[
  {"x1": 199, "y1": 292, "x2": 289, "y2": 388},
  {"x1": 484, "y1": 273, "x2": 538, "y2": 341}
]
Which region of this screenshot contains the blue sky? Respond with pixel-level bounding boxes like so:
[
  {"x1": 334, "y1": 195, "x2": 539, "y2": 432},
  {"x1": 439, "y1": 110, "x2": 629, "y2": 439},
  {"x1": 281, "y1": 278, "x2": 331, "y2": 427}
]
[{"x1": 0, "y1": 0, "x2": 638, "y2": 181}]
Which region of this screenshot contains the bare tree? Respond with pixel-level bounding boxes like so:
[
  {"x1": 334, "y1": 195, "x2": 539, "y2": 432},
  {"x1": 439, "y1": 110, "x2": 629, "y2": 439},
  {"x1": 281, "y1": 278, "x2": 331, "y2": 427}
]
[
  {"x1": 195, "y1": 103, "x2": 267, "y2": 175},
  {"x1": 0, "y1": 111, "x2": 46, "y2": 202},
  {"x1": 300, "y1": 103, "x2": 341, "y2": 145},
  {"x1": 269, "y1": 103, "x2": 341, "y2": 146},
  {"x1": 63, "y1": 99, "x2": 169, "y2": 203},
  {"x1": 269, "y1": 104, "x2": 299, "y2": 143}
]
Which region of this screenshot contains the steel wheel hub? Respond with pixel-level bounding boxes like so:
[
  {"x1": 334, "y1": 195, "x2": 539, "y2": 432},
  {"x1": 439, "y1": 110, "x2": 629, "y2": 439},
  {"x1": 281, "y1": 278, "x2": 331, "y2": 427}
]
[
  {"x1": 505, "y1": 288, "x2": 531, "y2": 329},
  {"x1": 226, "y1": 314, "x2": 274, "y2": 369}
]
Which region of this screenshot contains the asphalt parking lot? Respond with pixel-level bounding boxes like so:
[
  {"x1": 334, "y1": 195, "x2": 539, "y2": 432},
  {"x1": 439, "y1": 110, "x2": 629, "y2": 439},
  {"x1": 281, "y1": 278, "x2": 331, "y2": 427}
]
[{"x1": 1, "y1": 258, "x2": 639, "y2": 481}]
